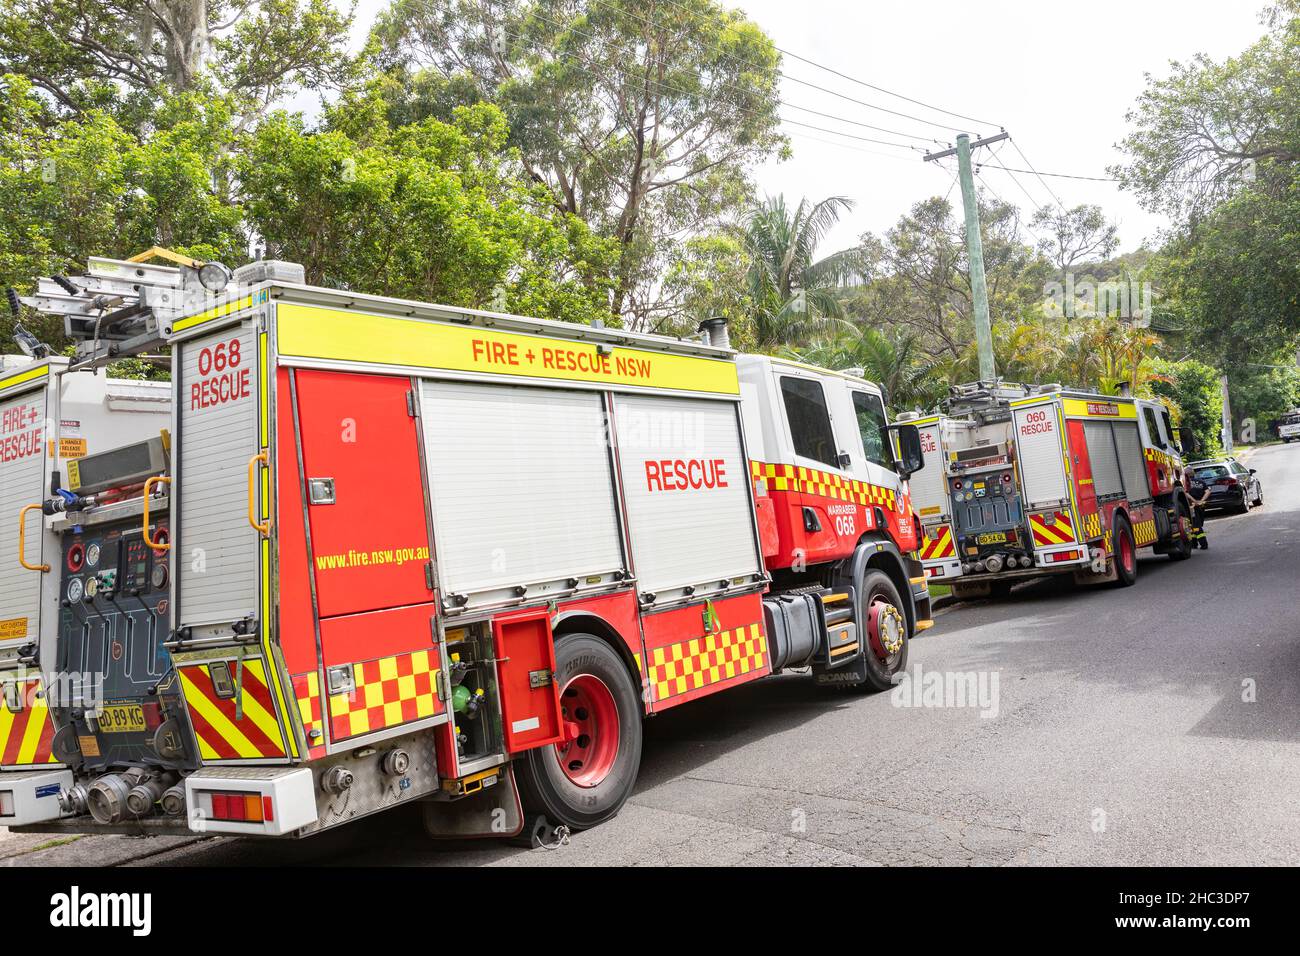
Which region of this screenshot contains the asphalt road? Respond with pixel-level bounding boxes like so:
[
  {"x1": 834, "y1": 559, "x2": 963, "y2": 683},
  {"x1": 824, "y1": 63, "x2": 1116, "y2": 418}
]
[{"x1": 6, "y1": 442, "x2": 1299, "y2": 867}]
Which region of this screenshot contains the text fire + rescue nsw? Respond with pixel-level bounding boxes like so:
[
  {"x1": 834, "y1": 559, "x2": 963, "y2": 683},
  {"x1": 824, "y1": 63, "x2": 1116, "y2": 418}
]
[{"x1": 473, "y1": 337, "x2": 653, "y2": 379}]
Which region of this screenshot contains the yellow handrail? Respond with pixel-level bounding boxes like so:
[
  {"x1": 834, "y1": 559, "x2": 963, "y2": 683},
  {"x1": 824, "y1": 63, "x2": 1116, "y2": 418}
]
[
  {"x1": 248, "y1": 452, "x2": 271, "y2": 536},
  {"x1": 143, "y1": 475, "x2": 171, "y2": 553},
  {"x1": 17, "y1": 504, "x2": 49, "y2": 573}
]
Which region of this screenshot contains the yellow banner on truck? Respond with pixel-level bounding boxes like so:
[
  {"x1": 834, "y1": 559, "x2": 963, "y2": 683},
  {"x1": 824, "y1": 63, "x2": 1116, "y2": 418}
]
[{"x1": 275, "y1": 303, "x2": 740, "y2": 396}]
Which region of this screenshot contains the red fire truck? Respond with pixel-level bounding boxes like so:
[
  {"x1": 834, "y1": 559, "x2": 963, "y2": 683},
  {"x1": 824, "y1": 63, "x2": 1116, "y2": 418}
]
[
  {"x1": 1, "y1": 253, "x2": 930, "y2": 842},
  {"x1": 906, "y1": 381, "x2": 1193, "y2": 598}
]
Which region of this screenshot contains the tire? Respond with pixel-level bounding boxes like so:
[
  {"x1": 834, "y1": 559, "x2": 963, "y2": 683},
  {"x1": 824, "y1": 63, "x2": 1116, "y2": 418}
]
[
  {"x1": 514, "y1": 633, "x2": 642, "y2": 831},
  {"x1": 1112, "y1": 515, "x2": 1138, "y2": 587},
  {"x1": 1252, "y1": 485, "x2": 1263, "y2": 507},
  {"x1": 853, "y1": 569, "x2": 910, "y2": 692},
  {"x1": 1166, "y1": 498, "x2": 1193, "y2": 561}
]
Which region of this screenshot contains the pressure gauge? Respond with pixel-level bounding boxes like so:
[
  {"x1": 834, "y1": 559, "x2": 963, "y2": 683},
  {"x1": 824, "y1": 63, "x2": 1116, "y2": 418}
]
[
  {"x1": 66, "y1": 578, "x2": 83, "y2": 602},
  {"x1": 83, "y1": 576, "x2": 98, "y2": 598},
  {"x1": 151, "y1": 563, "x2": 168, "y2": 590},
  {"x1": 86, "y1": 543, "x2": 101, "y2": 568}
]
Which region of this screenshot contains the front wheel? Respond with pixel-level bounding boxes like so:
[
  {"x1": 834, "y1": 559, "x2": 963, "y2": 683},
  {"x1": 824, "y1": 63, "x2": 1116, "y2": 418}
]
[
  {"x1": 853, "y1": 569, "x2": 910, "y2": 692},
  {"x1": 514, "y1": 634, "x2": 642, "y2": 831}
]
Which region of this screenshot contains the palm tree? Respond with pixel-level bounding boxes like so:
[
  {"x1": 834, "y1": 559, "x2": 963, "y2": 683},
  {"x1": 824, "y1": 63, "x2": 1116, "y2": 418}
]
[{"x1": 743, "y1": 194, "x2": 865, "y2": 349}]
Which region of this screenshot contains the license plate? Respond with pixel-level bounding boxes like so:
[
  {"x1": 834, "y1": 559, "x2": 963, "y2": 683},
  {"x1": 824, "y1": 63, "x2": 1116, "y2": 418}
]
[
  {"x1": 98, "y1": 702, "x2": 146, "y2": 734},
  {"x1": 977, "y1": 532, "x2": 1007, "y2": 545}
]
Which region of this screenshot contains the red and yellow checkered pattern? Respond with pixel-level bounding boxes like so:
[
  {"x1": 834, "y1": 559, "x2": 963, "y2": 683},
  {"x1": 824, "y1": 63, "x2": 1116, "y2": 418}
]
[
  {"x1": 648, "y1": 622, "x2": 767, "y2": 703},
  {"x1": 0, "y1": 677, "x2": 57, "y2": 767},
  {"x1": 292, "y1": 671, "x2": 324, "y2": 752},
  {"x1": 326, "y1": 649, "x2": 443, "y2": 742},
  {"x1": 1144, "y1": 447, "x2": 1178, "y2": 471},
  {"x1": 1133, "y1": 517, "x2": 1158, "y2": 547},
  {"x1": 919, "y1": 524, "x2": 956, "y2": 561},
  {"x1": 1029, "y1": 510, "x2": 1076, "y2": 547},
  {"x1": 750, "y1": 460, "x2": 896, "y2": 510},
  {"x1": 1082, "y1": 510, "x2": 1103, "y2": 540},
  {"x1": 178, "y1": 659, "x2": 289, "y2": 761}
]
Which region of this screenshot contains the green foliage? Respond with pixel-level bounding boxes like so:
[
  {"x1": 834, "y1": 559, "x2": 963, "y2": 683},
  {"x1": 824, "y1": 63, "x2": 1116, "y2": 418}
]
[
  {"x1": 241, "y1": 101, "x2": 617, "y2": 322},
  {"x1": 1150, "y1": 358, "x2": 1224, "y2": 456},
  {"x1": 371, "y1": 0, "x2": 787, "y2": 325},
  {"x1": 0, "y1": 1, "x2": 356, "y2": 128}
]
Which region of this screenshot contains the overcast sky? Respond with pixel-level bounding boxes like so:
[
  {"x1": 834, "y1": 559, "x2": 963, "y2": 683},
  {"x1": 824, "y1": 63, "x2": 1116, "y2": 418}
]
[{"x1": 347, "y1": 0, "x2": 1271, "y2": 255}]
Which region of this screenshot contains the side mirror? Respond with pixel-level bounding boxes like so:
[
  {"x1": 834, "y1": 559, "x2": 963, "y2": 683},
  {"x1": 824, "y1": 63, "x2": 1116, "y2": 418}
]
[
  {"x1": 890, "y1": 423, "x2": 924, "y2": 479},
  {"x1": 1249, "y1": 468, "x2": 1257, "y2": 475}
]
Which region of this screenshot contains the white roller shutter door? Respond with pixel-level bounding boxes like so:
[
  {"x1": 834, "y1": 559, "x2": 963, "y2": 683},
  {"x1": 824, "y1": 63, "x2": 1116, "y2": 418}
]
[
  {"x1": 1012, "y1": 403, "x2": 1068, "y2": 508},
  {"x1": 1113, "y1": 422, "x2": 1150, "y2": 501},
  {"x1": 1084, "y1": 421, "x2": 1124, "y2": 498},
  {"x1": 177, "y1": 323, "x2": 260, "y2": 626},
  {"x1": 0, "y1": 386, "x2": 48, "y2": 645},
  {"x1": 910, "y1": 421, "x2": 950, "y2": 520},
  {"x1": 420, "y1": 381, "x2": 623, "y2": 601},
  {"x1": 614, "y1": 395, "x2": 760, "y2": 596}
]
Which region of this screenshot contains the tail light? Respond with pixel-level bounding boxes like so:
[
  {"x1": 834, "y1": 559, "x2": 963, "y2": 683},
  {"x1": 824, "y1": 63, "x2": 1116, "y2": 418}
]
[
  {"x1": 1221, "y1": 478, "x2": 1238, "y2": 487},
  {"x1": 142, "y1": 700, "x2": 163, "y2": 730},
  {"x1": 201, "y1": 790, "x2": 274, "y2": 824}
]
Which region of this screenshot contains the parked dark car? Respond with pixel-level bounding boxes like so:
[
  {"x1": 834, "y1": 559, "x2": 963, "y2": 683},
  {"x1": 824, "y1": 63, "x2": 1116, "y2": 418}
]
[{"x1": 1188, "y1": 458, "x2": 1263, "y2": 513}]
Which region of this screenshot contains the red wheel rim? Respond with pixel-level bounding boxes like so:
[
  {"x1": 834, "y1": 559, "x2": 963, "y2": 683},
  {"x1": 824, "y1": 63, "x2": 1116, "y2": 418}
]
[
  {"x1": 1120, "y1": 530, "x2": 1135, "y2": 573},
  {"x1": 554, "y1": 674, "x2": 619, "y2": 788}
]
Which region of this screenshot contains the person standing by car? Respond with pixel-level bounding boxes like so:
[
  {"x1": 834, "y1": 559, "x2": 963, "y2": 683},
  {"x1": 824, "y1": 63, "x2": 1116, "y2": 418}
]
[{"x1": 1183, "y1": 466, "x2": 1211, "y2": 549}]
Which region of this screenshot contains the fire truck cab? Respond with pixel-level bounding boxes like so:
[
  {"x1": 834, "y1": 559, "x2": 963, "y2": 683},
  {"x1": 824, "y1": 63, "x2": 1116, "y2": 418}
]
[{"x1": 3, "y1": 254, "x2": 931, "y2": 842}]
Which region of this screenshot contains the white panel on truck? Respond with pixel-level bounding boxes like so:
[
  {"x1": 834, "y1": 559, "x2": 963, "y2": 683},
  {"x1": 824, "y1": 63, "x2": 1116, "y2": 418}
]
[
  {"x1": 1012, "y1": 402, "x2": 1068, "y2": 508},
  {"x1": 910, "y1": 420, "x2": 950, "y2": 522},
  {"x1": 1084, "y1": 421, "x2": 1123, "y2": 498},
  {"x1": 0, "y1": 385, "x2": 48, "y2": 645},
  {"x1": 177, "y1": 323, "x2": 260, "y2": 626},
  {"x1": 420, "y1": 381, "x2": 623, "y2": 599},
  {"x1": 614, "y1": 394, "x2": 760, "y2": 596},
  {"x1": 1112, "y1": 422, "x2": 1150, "y2": 501}
]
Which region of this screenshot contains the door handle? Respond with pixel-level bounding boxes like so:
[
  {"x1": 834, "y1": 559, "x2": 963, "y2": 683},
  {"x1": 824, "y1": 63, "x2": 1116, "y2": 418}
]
[
  {"x1": 247, "y1": 452, "x2": 271, "y2": 536},
  {"x1": 17, "y1": 504, "x2": 49, "y2": 572}
]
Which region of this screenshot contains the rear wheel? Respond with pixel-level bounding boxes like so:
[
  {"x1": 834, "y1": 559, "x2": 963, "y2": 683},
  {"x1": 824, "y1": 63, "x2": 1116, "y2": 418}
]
[
  {"x1": 514, "y1": 634, "x2": 642, "y2": 831},
  {"x1": 854, "y1": 569, "x2": 910, "y2": 692},
  {"x1": 1252, "y1": 485, "x2": 1263, "y2": 507},
  {"x1": 1113, "y1": 515, "x2": 1138, "y2": 587}
]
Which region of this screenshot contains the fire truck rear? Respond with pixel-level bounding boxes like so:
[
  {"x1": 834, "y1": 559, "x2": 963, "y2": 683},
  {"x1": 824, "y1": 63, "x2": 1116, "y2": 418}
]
[
  {"x1": 906, "y1": 381, "x2": 1193, "y2": 597},
  {"x1": 2, "y1": 253, "x2": 931, "y2": 841}
]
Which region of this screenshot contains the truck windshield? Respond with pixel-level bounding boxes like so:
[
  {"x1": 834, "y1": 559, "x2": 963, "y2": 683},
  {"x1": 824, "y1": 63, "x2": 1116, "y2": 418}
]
[{"x1": 852, "y1": 390, "x2": 895, "y2": 471}]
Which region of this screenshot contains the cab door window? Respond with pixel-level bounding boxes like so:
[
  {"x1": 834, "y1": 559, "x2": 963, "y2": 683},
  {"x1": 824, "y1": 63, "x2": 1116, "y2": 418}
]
[
  {"x1": 852, "y1": 390, "x2": 896, "y2": 471},
  {"x1": 780, "y1": 376, "x2": 838, "y2": 468},
  {"x1": 1143, "y1": 407, "x2": 1166, "y2": 448}
]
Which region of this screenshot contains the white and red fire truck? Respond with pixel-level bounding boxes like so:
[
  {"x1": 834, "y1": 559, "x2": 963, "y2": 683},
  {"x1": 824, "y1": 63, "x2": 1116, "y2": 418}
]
[
  {"x1": 1, "y1": 252, "x2": 930, "y2": 841},
  {"x1": 906, "y1": 381, "x2": 1193, "y2": 598}
]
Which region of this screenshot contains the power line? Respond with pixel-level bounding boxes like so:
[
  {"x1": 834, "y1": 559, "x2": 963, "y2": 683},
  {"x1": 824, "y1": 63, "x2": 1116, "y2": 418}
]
[
  {"x1": 775, "y1": 46, "x2": 1002, "y2": 130},
  {"x1": 502, "y1": 17, "x2": 927, "y2": 155},
  {"x1": 1010, "y1": 138, "x2": 1066, "y2": 207},
  {"x1": 578, "y1": 0, "x2": 975, "y2": 135},
  {"x1": 781, "y1": 100, "x2": 947, "y2": 144},
  {"x1": 980, "y1": 164, "x2": 1119, "y2": 183}
]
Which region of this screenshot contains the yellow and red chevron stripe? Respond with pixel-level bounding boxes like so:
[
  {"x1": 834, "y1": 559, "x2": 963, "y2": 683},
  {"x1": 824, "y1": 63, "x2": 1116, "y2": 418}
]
[
  {"x1": 750, "y1": 460, "x2": 896, "y2": 510},
  {"x1": 0, "y1": 677, "x2": 57, "y2": 767},
  {"x1": 648, "y1": 622, "x2": 767, "y2": 703},
  {"x1": 1029, "y1": 511, "x2": 1076, "y2": 547},
  {"x1": 326, "y1": 649, "x2": 443, "y2": 742},
  {"x1": 919, "y1": 524, "x2": 956, "y2": 561},
  {"x1": 179, "y1": 659, "x2": 288, "y2": 760}
]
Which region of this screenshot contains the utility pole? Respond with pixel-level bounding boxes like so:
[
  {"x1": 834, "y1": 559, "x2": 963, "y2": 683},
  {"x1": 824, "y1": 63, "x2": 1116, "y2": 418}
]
[
  {"x1": 1220, "y1": 374, "x2": 1234, "y2": 452},
  {"x1": 925, "y1": 131, "x2": 1009, "y2": 383}
]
